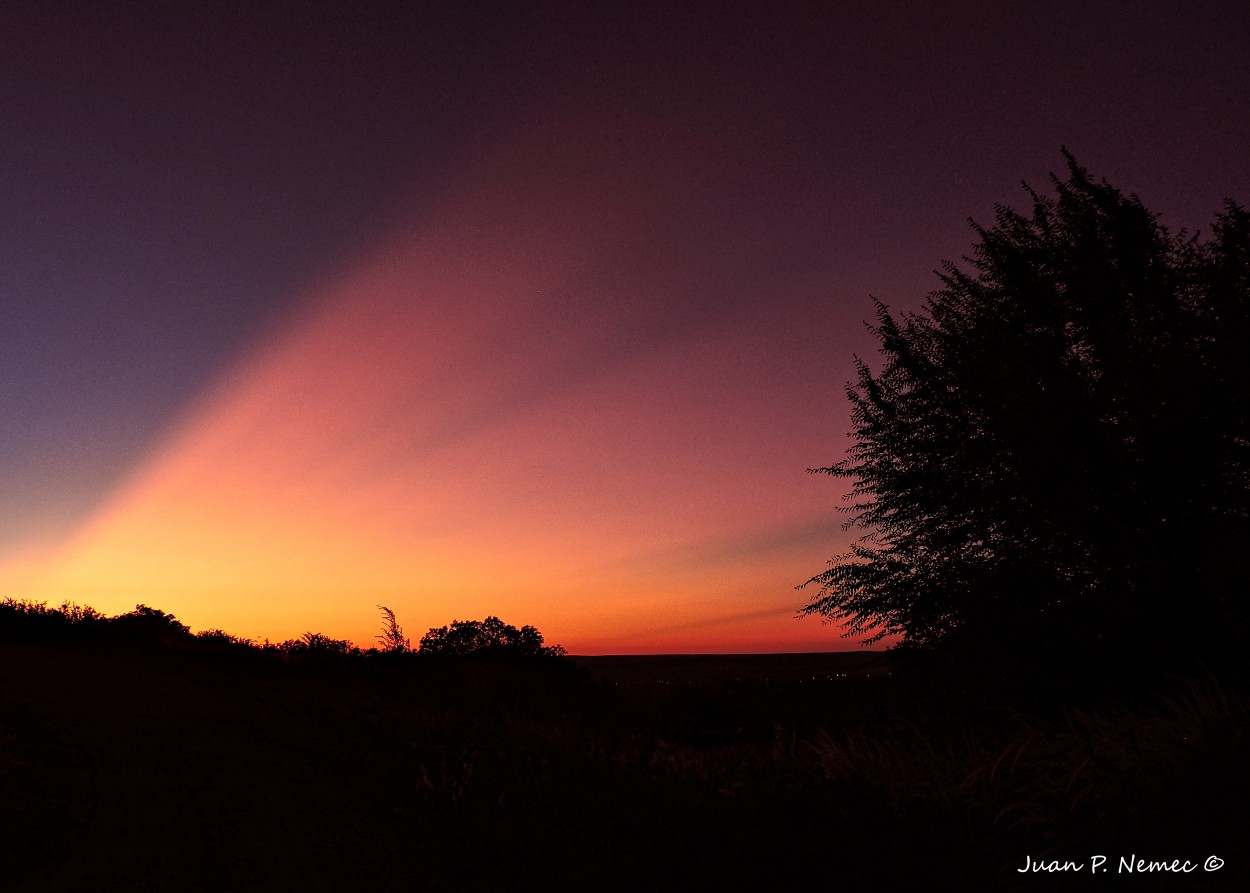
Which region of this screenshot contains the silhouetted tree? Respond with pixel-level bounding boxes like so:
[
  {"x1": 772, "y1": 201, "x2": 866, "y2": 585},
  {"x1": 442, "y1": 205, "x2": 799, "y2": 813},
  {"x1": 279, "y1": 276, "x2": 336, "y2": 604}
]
[
  {"x1": 418, "y1": 616, "x2": 566, "y2": 658},
  {"x1": 110, "y1": 604, "x2": 193, "y2": 646},
  {"x1": 803, "y1": 154, "x2": 1250, "y2": 675}
]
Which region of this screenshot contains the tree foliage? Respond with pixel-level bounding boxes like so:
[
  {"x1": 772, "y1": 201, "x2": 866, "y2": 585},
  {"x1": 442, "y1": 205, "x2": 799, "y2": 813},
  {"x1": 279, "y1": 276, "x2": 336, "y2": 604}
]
[
  {"x1": 803, "y1": 154, "x2": 1250, "y2": 669},
  {"x1": 110, "y1": 604, "x2": 194, "y2": 645},
  {"x1": 418, "y1": 616, "x2": 566, "y2": 658},
  {"x1": 278, "y1": 631, "x2": 357, "y2": 657}
]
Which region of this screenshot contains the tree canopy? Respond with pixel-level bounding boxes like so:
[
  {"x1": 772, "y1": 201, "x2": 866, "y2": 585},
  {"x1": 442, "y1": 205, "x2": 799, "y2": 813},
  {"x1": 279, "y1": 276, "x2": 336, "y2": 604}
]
[
  {"x1": 418, "y1": 616, "x2": 566, "y2": 658},
  {"x1": 803, "y1": 154, "x2": 1250, "y2": 675}
]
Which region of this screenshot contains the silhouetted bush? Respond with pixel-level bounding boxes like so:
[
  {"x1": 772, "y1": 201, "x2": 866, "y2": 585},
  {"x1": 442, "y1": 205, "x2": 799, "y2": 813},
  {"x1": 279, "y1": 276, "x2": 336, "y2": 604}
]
[
  {"x1": 195, "y1": 628, "x2": 255, "y2": 649},
  {"x1": 0, "y1": 598, "x2": 109, "y2": 642},
  {"x1": 418, "y1": 616, "x2": 567, "y2": 659},
  {"x1": 276, "y1": 631, "x2": 358, "y2": 659},
  {"x1": 108, "y1": 604, "x2": 193, "y2": 647}
]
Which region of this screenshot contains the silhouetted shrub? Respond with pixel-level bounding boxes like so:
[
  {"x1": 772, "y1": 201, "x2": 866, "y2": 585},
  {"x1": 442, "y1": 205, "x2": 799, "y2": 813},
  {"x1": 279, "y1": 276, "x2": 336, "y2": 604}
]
[
  {"x1": 277, "y1": 631, "x2": 358, "y2": 658},
  {"x1": 0, "y1": 598, "x2": 109, "y2": 641},
  {"x1": 418, "y1": 616, "x2": 566, "y2": 659},
  {"x1": 194, "y1": 628, "x2": 256, "y2": 650},
  {"x1": 109, "y1": 604, "x2": 193, "y2": 647}
]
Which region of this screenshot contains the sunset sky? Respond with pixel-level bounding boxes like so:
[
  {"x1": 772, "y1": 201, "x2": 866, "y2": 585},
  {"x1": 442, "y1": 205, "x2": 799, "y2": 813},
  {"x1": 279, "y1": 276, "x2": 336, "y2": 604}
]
[{"x1": 4, "y1": 1, "x2": 1249, "y2": 652}]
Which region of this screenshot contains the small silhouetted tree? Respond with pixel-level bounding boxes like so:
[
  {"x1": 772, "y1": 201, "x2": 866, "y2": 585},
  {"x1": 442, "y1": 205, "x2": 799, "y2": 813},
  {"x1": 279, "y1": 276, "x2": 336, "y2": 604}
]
[
  {"x1": 418, "y1": 616, "x2": 566, "y2": 658},
  {"x1": 803, "y1": 154, "x2": 1250, "y2": 676}
]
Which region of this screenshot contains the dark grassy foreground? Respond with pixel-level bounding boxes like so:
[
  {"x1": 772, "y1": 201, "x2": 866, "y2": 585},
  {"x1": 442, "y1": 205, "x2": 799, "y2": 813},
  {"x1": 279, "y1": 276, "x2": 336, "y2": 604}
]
[{"x1": 2, "y1": 610, "x2": 1247, "y2": 891}]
